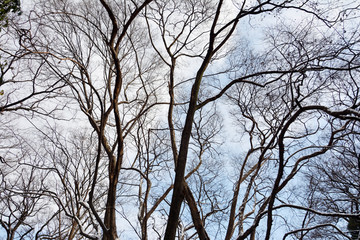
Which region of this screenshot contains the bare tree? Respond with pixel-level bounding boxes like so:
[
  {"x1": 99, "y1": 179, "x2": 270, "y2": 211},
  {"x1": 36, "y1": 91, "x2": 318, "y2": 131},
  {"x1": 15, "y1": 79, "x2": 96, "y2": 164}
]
[
  {"x1": 294, "y1": 126, "x2": 360, "y2": 240},
  {"x1": 0, "y1": 134, "x2": 60, "y2": 240},
  {"x1": 145, "y1": 0, "x2": 360, "y2": 239},
  {"x1": 1, "y1": 0, "x2": 360, "y2": 240}
]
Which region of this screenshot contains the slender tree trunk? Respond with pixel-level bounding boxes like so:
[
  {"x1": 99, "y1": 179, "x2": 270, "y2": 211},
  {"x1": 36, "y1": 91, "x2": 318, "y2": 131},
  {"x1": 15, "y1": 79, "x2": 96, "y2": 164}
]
[
  {"x1": 184, "y1": 183, "x2": 210, "y2": 240},
  {"x1": 68, "y1": 220, "x2": 78, "y2": 240},
  {"x1": 164, "y1": 85, "x2": 200, "y2": 239},
  {"x1": 103, "y1": 179, "x2": 118, "y2": 240},
  {"x1": 164, "y1": 59, "x2": 211, "y2": 239}
]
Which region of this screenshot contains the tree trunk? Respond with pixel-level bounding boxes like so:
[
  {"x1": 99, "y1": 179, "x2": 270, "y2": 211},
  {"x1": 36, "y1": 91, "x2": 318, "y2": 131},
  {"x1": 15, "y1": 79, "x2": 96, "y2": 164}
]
[{"x1": 102, "y1": 179, "x2": 118, "y2": 240}]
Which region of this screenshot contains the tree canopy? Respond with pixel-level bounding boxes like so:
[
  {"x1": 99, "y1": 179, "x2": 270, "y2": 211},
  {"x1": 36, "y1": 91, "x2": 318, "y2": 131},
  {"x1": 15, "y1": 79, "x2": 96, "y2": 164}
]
[{"x1": 0, "y1": 0, "x2": 360, "y2": 239}]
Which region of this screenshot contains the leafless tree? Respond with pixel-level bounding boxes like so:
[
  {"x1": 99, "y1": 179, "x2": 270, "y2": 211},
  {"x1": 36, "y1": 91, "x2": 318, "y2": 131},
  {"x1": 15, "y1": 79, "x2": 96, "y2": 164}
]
[
  {"x1": 1, "y1": 0, "x2": 360, "y2": 240},
  {"x1": 292, "y1": 125, "x2": 360, "y2": 240},
  {"x1": 0, "y1": 134, "x2": 61, "y2": 240}
]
